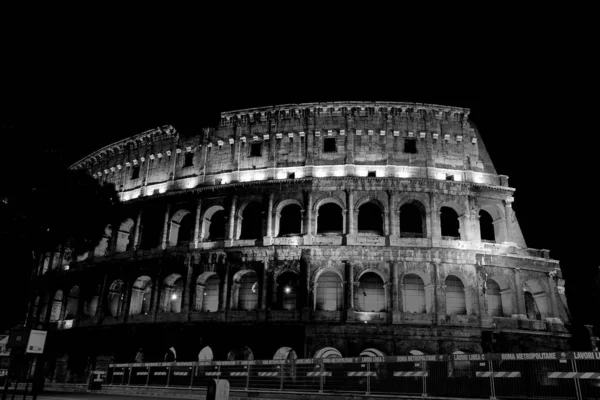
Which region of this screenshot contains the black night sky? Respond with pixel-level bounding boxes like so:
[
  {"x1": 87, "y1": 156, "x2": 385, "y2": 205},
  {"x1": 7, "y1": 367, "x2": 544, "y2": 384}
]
[{"x1": 3, "y1": 27, "x2": 598, "y2": 340}]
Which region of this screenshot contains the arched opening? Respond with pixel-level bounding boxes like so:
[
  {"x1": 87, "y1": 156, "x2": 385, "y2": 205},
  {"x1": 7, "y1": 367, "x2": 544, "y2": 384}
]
[
  {"x1": 208, "y1": 210, "x2": 226, "y2": 240},
  {"x1": 440, "y1": 207, "x2": 460, "y2": 239},
  {"x1": 198, "y1": 346, "x2": 214, "y2": 361},
  {"x1": 445, "y1": 275, "x2": 466, "y2": 315},
  {"x1": 197, "y1": 273, "x2": 220, "y2": 312},
  {"x1": 486, "y1": 279, "x2": 503, "y2": 317},
  {"x1": 403, "y1": 274, "x2": 426, "y2": 313},
  {"x1": 50, "y1": 290, "x2": 64, "y2": 322},
  {"x1": 227, "y1": 346, "x2": 254, "y2": 361},
  {"x1": 84, "y1": 285, "x2": 101, "y2": 317},
  {"x1": 400, "y1": 201, "x2": 426, "y2": 238},
  {"x1": 94, "y1": 225, "x2": 113, "y2": 256},
  {"x1": 239, "y1": 271, "x2": 259, "y2": 310},
  {"x1": 356, "y1": 272, "x2": 385, "y2": 312},
  {"x1": 115, "y1": 218, "x2": 134, "y2": 252},
  {"x1": 65, "y1": 286, "x2": 80, "y2": 319},
  {"x1": 274, "y1": 347, "x2": 297, "y2": 361},
  {"x1": 108, "y1": 280, "x2": 125, "y2": 317},
  {"x1": 169, "y1": 209, "x2": 193, "y2": 247},
  {"x1": 314, "y1": 346, "x2": 342, "y2": 359},
  {"x1": 161, "y1": 274, "x2": 183, "y2": 313},
  {"x1": 316, "y1": 271, "x2": 342, "y2": 311},
  {"x1": 276, "y1": 271, "x2": 298, "y2": 310},
  {"x1": 139, "y1": 209, "x2": 163, "y2": 250},
  {"x1": 358, "y1": 202, "x2": 383, "y2": 235},
  {"x1": 317, "y1": 202, "x2": 343, "y2": 236},
  {"x1": 524, "y1": 291, "x2": 541, "y2": 320},
  {"x1": 360, "y1": 348, "x2": 385, "y2": 357},
  {"x1": 479, "y1": 210, "x2": 495, "y2": 242},
  {"x1": 278, "y1": 204, "x2": 302, "y2": 236},
  {"x1": 129, "y1": 276, "x2": 152, "y2": 315},
  {"x1": 240, "y1": 202, "x2": 263, "y2": 239}
]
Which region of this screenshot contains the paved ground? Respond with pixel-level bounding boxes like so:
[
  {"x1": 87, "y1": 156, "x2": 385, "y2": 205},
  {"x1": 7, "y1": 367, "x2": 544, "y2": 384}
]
[{"x1": 36, "y1": 393, "x2": 193, "y2": 400}]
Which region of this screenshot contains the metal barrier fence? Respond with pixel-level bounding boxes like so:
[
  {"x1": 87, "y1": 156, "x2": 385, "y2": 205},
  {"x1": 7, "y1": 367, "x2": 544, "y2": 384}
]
[{"x1": 106, "y1": 351, "x2": 600, "y2": 400}]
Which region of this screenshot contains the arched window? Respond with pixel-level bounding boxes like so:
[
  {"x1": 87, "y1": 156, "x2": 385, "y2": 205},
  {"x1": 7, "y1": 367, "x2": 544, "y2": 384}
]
[
  {"x1": 50, "y1": 290, "x2": 64, "y2": 322},
  {"x1": 278, "y1": 204, "x2": 302, "y2": 236},
  {"x1": 115, "y1": 218, "x2": 135, "y2": 252},
  {"x1": 440, "y1": 207, "x2": 460, "y2": 239},
  {"x1": 486, "y1": 279, "x2": 503, "y2": 317},
  {"x1": 161, "y1": 274, "x2": 183, "y2": 313},
  {"x1": 358, "y1": 202, "x2": 383, "y2": 235},
  {"x1": 317, "y1": 203, "x2": 343, "y2": 235},
  {"x1": 277, "y1": 271, "x2": 298, "y2": 310},
  {"x1": 316, "y1": 271, "x2": 342, "y2": 311},
  {"x1": 240, "y1": 202, "x2": 263, "y2": 239},
  {"x1": 139, "y1": 210, "x2": 163, "y2": 249},
  {"x1": 201, "y1": 274, "x2": 220, "y2": 312},
  {"x1": 84, "y1": 285, "x2": 101, "y2": 317},
  {"x1": 445, "y1": 275, "x2": 466, "y2": 315},
  {"x1": 130, "y1": 276, "x2": 152, "y2": 315},
  {"x1": 400, "y1": 201, "x2": 425, "y2": 238},
  {"x1": 239, "y1": 271, "x2": 259, "y2": 310},
  {"x1": 169, "y1": 210, "x2": 193, "y2": 247},
  {"x1": 65, "y1": 286, "x2": 80, "y2": 319},
  {"x1": 403, "y1": 274, "x2": 426, "y2": 313},
  {"x1": 479, "y1": 210, "x2": 495, "y2": 242},
  {"x1": 524, "y1": 291, "x2": 541, "y2": 320},
  {"x1": 208, "y1": 210, "x2": 226, "y2": 240},
  {"x1": 108, "y1": 280, "x2": 125, "y2": 317},
  {"x1": 356, "y1": 272, "x2": 385, "y2": 312}
]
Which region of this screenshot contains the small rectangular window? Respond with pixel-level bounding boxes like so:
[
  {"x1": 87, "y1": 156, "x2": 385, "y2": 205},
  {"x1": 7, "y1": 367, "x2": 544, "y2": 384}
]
[
  {"x1": 183, "y1": 152, "x2": 194, "y2": 168},
  {"x1": 367, "y1": 171, "x2": 376, "y2": 177},
  {"x1": 287, "y1": 172, "x2": 295, "y2": 179},
  {"x1": 446, "y1": 174, "x2": 455, "y2": 181},
  {"x1": 131, "y1": 165, "x2": 140, "y2": 180},
  {"x1": 404, "y1": 139, "x2": 417, "y2": 154},
  {"x1": 323, "y1": 137, "x2": 337, "y2": 153},
  {"x1": 250, "y1": 142, "x2": 262, "y2": 157}
]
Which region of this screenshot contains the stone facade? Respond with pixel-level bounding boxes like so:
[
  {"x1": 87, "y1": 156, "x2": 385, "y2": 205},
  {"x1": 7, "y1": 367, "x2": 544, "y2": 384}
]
[{"x1": 28, "y1": 102, "x2": 570, "y2": 377}]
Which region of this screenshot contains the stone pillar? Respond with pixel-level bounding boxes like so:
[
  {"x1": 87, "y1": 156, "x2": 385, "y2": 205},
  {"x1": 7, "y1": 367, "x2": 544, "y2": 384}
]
[
  {"x1": 182, "y1": 257, "x2": 193, "y2": 313},
  {"x1": 161, "y1": 204, "x2": 171, "y2": 250},
  {"x1": 228, "y1": 196, "x2": 237, "y2": 243},
  {"x1": 305, "y1": 190, "x2": 313, "y2": 238},
  {"x1": 133, "y1": 210, "x2": 143, "y2": 250},
  {"x1": 96, "y1": 274, "x2": 108, "y2": 318},
  {"x1": 390, "y1": 261, "x2": 398, "y2": 311},
  {"x1": 503, "y1": 197, "x2": 514, "y2": 243},
  {"x1": 547, "y1": 274, "x2": 561, "y2": 321},
  {"x1": 345, "y1": 261, "x2": 354, "y2": 310},
  {"x1": 219, "y1": 262, "x2": 230, "y2": 311},
  {"x1": 388, "y1": 191, "x2": 396, "y2": 237},
  {"x1": 265, "y1": 192, "x2": 274, "y2": 242},
  {"x1": 346, "y1": 190, "x2": 354, "y2": 235},
  {"x1": 383, "y1": 209, "x2": 390, "y2": 236},
  {"x1": 430, "y1": 196, "x2": 441, "y2": 240},
  {"x1": 261, "y1": 260, "x2": 269, "y2": 310},
  {"x1": 513, "y1": 268, "x2": 526, "y2": 318},
  {"x1": 384, "y1": 283, "x2": 391, "y2": 312},
  {"x1": 193, "y1": 199, "x2": 202, "y2": 249},
  {"x1": 230, "y1": 283, "x2": 240, "y2": 310}
]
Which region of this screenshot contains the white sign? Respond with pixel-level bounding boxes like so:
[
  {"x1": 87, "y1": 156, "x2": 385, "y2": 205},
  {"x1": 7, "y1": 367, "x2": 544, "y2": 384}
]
[
  {"x1": 0, "y1": 335, "x2": 10, "y2": 356},
  {"x1": 25, "y1": 330, "x2": 47, "y2": 354}
]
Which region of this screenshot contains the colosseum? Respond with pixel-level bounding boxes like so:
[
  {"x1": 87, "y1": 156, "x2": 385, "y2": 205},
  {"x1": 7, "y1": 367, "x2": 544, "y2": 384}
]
[{"x1": 29, "y1": 101, "x2": 570, "y2": 379}]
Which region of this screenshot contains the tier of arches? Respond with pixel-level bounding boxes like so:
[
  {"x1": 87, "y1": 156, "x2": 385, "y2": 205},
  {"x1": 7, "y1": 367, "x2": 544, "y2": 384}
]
[
  {"x1": 84, "y1": 196, "x2": 508, "y2": 259},
  {"x1": 30, "y1": 267, "x2": 556, "y2": 326}
]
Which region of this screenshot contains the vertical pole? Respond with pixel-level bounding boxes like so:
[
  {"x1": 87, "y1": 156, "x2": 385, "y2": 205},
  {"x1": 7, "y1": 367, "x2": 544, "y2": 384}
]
[
  {"x1": 279, "y1": 363, "x2": 284, "y2": 391},
  {"x1": 166, "y1": 366, "x2": 171, "y2": 387},
  {"x1": 366, "y1": 362, "x2": 370, "y2": 395},
  {"x1": 127, "y1": 366, "x2": 132, "y2": 386},
  {"x1": 422, "y1": 361, "x2": 427, "y2": 397},
  {"x1": 145, "y1": 367, "x2": 150, "y2": 386},
  {"x1": 571, "y1": 359, "x2": 582, "y2": 400},
  {"x1": 245, "y1": 365, "x2": 250, "y2": 390},
  {"x1": 489, "y1": 360, "x2": 496, "y2": 400},
  {"x1": 189, "y1": 366, "x2": 193, "y2": 388},
  {"x1": 21, "y1": 356, "x2": 33, "y2": 400}
]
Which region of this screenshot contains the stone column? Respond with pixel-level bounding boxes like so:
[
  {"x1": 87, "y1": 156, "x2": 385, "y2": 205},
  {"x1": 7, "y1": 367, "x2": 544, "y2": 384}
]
[
  {"x1": 383, "y1": 209, "x2": 390, "y2": 236},
  {"x1": 150, "y1": 276, "x2": 160, "y2": 315},
  {"x1": 261, "y1": 260, "x2": 269, "y2": 310},
  {"x1": 305, "y1": 191, "x2": 313, "y2": 237},
  {"x1": 388, "y1": 191, "x2": 396, "y2": 237},
  {"x1": 384, "y1": 283, "x2": 391, "y2": 312},
  {"x1": 182, "y1": 257, "x2": 193, "y2": 313},
  {"x1": 219, "y1": 262, "x2": 230, "y2": 311},
  {"x1": 345, "y1": 261, "x2": 354, "y2": 310},
  {"x1": 122, "y1": 279, "x2": 133, "y2": 322},
  {"x1": 96, "y1": 274, "x2": 108, "y2": 318},
  {"x1": 547, "y1": 274, "x2": 561, "y2": 320},
  {"x1": 230, "y1": 283, "x2": 240, "y2": 310},
  {"x1": 228, "y1": 196, "x2": 237, "y2": 244},
  {"x1": 133, "y1": 210, "x2": 143, "y2": 250},
  {"x1": 503, "y1": 197, "x2": 514, "y2": 243},
  {"x1": 161, "y1": 204, "x2": 171, "y2": 250},
  {"x1": 430, "y1": 195, "x2": 441, "y2": 240},
  {"x1": 513, "y1": 268, "x2": 526, "y2": 318},
  {"x1": 266, "y1": 192, "x2": 274, "y2": 241},
  {"x1": 390, "y1": 261, "x2": 398, "y2": 311},
  {"x1": 193, "y1": 199, "x2": 202, "y2": 249},
  {"x1": 346, "y1": 190, "x2": 354, "y2": 235}
]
